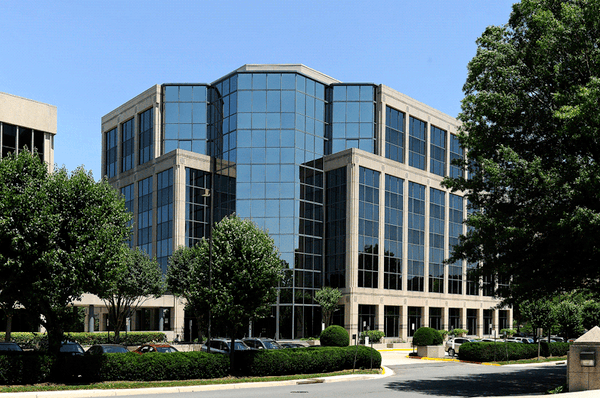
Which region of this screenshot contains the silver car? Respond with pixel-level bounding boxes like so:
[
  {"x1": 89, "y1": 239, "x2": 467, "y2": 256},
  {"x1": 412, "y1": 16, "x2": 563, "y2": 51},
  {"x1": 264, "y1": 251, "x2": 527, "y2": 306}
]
[{"x1": 445, "y1": 337, "x2": 475, "y2": 356}]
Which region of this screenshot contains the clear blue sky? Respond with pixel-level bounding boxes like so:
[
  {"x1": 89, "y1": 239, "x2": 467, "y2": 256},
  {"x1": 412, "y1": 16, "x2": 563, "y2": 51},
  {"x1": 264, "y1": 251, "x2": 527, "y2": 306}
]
[{"x1": 1, "y1": 0, "x2": 516, "y2": 179}]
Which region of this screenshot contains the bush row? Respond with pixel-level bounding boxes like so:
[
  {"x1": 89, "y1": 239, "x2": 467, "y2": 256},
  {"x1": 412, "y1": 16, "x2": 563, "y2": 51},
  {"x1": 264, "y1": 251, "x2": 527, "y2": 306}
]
[
  {"x1": 0, "y1": 345, "x2": 381, "y2": 384},
  {"x1": 236, "y1": 345, "x2": 381, "y2": 376},
  {"x1": 458, "y1": 342, "x2": 571, "y2": 362},
  {"x1": 0, "y1": 331, "x2": 167, "y2": 349}
]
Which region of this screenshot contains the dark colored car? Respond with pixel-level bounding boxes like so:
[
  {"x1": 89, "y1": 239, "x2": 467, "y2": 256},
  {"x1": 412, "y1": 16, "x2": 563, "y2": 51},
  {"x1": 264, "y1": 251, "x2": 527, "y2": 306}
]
[
  {"x1": 0, "y1": 342, "x2": 23, "y2": 352},
  {"x1": 280, "y1": 342, "x2": 306, "y2": 348},
  {"x1": 59, "y1": 341, "x2": 85, "y2": 356},
  {"x1": 243, "y1": 337, "x2": 282, "y2": 350},
  {"x1": 201, "y1": 338, "x2": 254, "y2": 354},
  {"x1": 86, "y1": 344, "x2": 129, "y2": 355},
  {"x1": 133, "y1": 344, "x2": 179, "y2": 354}
]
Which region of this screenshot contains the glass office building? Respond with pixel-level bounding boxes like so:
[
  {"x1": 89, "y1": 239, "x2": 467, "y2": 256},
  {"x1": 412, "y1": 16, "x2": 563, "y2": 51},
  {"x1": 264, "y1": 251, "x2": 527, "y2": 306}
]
[{"x1": 101, "y1": 64, "x2": 510, "y2": 341}]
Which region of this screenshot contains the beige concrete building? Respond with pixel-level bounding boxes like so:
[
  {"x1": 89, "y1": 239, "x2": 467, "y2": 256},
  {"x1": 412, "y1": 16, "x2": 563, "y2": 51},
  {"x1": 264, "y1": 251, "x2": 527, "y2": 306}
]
[
  {"x1": 0, "y1": 92, "x2": 56, "y2": 170},
  {"x1": 99, "y1": 65, "x2": 512, "y2": 342}
]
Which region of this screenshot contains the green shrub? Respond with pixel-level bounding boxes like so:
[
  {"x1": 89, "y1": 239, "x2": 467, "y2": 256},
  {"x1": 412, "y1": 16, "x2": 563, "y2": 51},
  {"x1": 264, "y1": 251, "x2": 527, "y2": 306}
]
[
  {"x1": 0, "y1": 331, "x2": 167, "y2": 349},
  {"x1": 238, "y1": 346, "x2": 381, "y2": 376},
  {"x1": 458, "y1": 342, "x2": 571, "y2": 362},
  {"x1": 320, "y1": 325, "x2": 349, "y2": 347},
  {"x1": 412, "y1": 327, "x2": 443, "y2": 346},
  {"x1": 0, "y1": 353, "x2": 53, "y2": 384},
  {"x1": 360, "y1": 330, "x2": 385, "y2": 343}
]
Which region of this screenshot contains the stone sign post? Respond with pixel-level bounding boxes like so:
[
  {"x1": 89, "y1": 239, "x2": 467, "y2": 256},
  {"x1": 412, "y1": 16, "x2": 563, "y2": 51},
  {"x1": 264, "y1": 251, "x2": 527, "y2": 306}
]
[{"x1": 568, "y1": 326, "x2": 600, "y2": 392}]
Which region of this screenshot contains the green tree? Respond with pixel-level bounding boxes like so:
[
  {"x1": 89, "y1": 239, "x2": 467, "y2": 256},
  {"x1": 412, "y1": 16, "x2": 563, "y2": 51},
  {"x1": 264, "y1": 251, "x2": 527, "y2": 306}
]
[
  {"x1": 519, "y1": 299, "x2": 555, "y2": 341},
  {"x1": 0, "y1": 150, "x2": 131, "y2": 353},
  {"x1": 552, "y1": 298, "x2": 583, "y2": 340},
  {"x1": 314, "y1": 287, "x2": 342, "y2": 328},
  {"x1": 98, "y1": 246, "x2": 164, "y2": 343},
  {"x1": 167, "y1": 214, "x2": 283, "y2": 367},
  {"x1": 582, "y1": 300, "x2": 600, "y2": 330},
  {"x1": 443, "y1": 0, "x2": 600, "y2": 304},
  {"x1": 166, "y1": 244, "x2": 211, "y2": 342}
]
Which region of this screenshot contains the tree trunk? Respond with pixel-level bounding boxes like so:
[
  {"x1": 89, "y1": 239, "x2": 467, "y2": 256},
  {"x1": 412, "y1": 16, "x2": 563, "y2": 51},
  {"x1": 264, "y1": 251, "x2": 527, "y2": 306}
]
[{"x1": 5, "y1": 314, "x2": 12, "y2": 342}]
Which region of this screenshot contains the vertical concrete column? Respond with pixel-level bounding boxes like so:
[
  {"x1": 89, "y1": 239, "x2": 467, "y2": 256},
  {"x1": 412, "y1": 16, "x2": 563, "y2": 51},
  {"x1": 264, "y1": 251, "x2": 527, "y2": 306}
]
[
  {"x1": 88, "y1": 305, "x2": 95, "y2": 333},
  {"x1": 377, "y1": 303, "x2": 385, "y2": 334},
  {"x1": 401, "y1": 304, "x2": 409, "y2": 342},
  {"x1": 477, "y1": 308, "x2": 484, "y2": 338},
  {"x1": 423, "y1": 306, "x2": 430, "y2": 328},
  {"x1": 461, "y1": 306, "x2": 467, "y2": 331},
  {"x1": 158, "y1": 307, "x2": 165, "y2": 332},
  {"x1": 494, "y1": 310, "x2": 500, "y2": 338}
]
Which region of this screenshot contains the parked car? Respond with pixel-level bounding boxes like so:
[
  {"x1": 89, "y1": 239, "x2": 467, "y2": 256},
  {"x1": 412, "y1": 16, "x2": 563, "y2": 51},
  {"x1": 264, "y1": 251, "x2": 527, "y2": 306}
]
[
  {"x1": 133, "y1": 344, "x2": 179, "y2": 354},
  {"x1": 0, "y1": 342, "x2": 23, "y2": 352},
  {"x1": 86, "y1": 344, "x2": 129, "y2": 355},
  {"x1": 243, "y1": 337, "x2": 282, "y2": 350},
  {"x1": 59, "y1": 341, "x2": 85, "y2": 356},
  {"x1": 201, "y1": 338, "x2": 254, "y2": 354},
  {"x1": 445, "y1": 337, "x2": 475, "y2": 356},
  {"x1": 512, "y1": 337, "x2": 534, "y2": 344},
  {"x1": 280, "y1": 342, "x2": 306, "y2": 348}
]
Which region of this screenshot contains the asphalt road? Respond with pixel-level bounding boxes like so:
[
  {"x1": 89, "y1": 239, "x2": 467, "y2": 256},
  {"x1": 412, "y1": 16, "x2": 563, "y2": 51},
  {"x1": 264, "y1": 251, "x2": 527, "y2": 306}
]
[{"x1": 45, "y1": 356, "x2": 567, "y2": 398}]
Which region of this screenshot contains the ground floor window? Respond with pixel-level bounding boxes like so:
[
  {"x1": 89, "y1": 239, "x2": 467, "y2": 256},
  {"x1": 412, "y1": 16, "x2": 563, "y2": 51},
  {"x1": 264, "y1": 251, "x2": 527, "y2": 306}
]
[
  {"x1": 358, "y1": 304, "x2": 376, "y2": 333},
  {"x1": 408, "y1": 307, "x2": 422, "y2": 337},
  {"x1": 483, "y1": 309, "x2": 493, "y2": 335},
  {"x1": 499, "y1": 310, "x2": 509, "y2": 332},
  {"x1": 429, "y1": 307, "x2": 442, "y2": 331},
  {"x1": 384, "y1": 306, "x2": 400, "y2": 338},
  {"x1": 448, "y1": 308, "x2": 461, "y2": 331},
  {"x1": 332, "y1": 304, "x2": 345, "y2": 328},
  {"x1": 467, "y1": 309, "x2": 477, "y2": 335}
]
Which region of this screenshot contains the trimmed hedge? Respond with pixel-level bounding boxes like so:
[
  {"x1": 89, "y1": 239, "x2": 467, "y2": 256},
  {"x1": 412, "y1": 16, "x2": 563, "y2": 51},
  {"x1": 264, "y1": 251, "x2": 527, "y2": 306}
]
[
  {"x1": 0, "y1": 353, "x2": 53, "y2": 385},
  {"x1": 237, "y1": 345, "x2": 381, "y2": 376},
  {"x1": 0, "y1": 331, "x2": 167, "y2": 349},
  {"x1": 83, "y1": 351, "x2": 230, "y2": 382},
  {"x1": 320, "y1": 325, "x2": 349, "y2": 347},
  {"x1": 458, "y1": 342, "x2": 571, "y2": 362},
  {"x1": 412, "y1": 327, "x2": 443, "y2": 346}
]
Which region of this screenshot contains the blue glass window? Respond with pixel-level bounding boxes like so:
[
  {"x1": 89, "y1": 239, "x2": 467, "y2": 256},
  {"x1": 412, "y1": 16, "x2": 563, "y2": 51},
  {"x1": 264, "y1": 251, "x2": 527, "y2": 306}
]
[
  {"x1": 450, "y1": 134, "x2": 464, "y2": 178},
  {"x1": 384, "y1": 175, "x2": 403, "y2": 290},
  {"x1": 163, "y1": 85, "x2": 208, "y2": 156},
  {"x1": 359, "y1": 167, "x2": 379, "y2": 288},
  {"x1": 137, "y1": 176, "x2": 153, "y2": 256},
  {"x1": 429, "y1": 188, "x2": 445, "y2": 293},
  {"x1": 407, "y1": 182, "x2": 425, "y2": 291},
  {"x1": 430, "y1": 126, "x2": 446, "y2": 177},
  {"x1": 385, "y1": 106, "x2": 405, "y2": 163},
  {"x1": 121, "y1": 118, "x2": 134, "y2": 172},
  {"x1": 408, "y1": 117, "x2": 426, "y2": 170},
  {"x1": 139, "y1": 108, "x2": 154, "y2": 165},
  {"x1": 449, "y1": 194, "x2": 464, "y2": 294},
  {"x1": 156, "y1": 168, "x2": 173, "y2": 273},
  {"x1": 105, "y1": 127, "x2": 117, "y2": 178},
  {"x1": 121, "y1": 184, "x2": 134, "y2": 247}
]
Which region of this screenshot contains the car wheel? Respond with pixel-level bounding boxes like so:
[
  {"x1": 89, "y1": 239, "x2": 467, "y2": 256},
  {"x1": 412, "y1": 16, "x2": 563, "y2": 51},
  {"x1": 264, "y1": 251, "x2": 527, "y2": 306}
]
[{"x1": 448, "y1": 348, "x2": 455, "y2": 357}]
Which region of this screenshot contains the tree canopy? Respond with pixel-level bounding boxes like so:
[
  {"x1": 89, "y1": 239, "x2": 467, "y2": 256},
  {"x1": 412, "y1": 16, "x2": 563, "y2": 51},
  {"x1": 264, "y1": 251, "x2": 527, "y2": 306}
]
[
  {"x1": 443, "y1": 0, "x2": 600, "y2": 304},
  {"x1": 167, "y1": 214, "x2": 283, "y2": 348},
  {"x1": 0, "y1": 150, "x2": 132, "y2": 353},
  {"x1": 314, "y1": 287, "x2": 342, "y2": 328},
  {"x1": 97, "y1": 245, "x2": 164, "y2": 342}
]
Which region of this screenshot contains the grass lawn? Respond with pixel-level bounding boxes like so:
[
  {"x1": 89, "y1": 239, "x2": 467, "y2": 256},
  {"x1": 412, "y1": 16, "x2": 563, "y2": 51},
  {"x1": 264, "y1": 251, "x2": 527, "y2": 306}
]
[
  {"x1": 0, "y1": 369, "x2": 380, "y2": 393},
  {"x1": 495, "y1": 356, "x2": 567, "y2": 366}
]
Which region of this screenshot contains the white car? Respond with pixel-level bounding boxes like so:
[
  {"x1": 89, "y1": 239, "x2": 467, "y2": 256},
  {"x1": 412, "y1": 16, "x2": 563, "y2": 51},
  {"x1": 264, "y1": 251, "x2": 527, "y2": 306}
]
[{"x1": 445, "y1": 337, "x2": 475, "y2": 356}]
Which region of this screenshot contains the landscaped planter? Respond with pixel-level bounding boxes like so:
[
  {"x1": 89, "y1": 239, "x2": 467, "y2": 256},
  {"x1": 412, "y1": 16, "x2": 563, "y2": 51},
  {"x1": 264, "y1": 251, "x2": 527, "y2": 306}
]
[{"x1": 416, "y1": 345, "x2": 445, "y2": 358}]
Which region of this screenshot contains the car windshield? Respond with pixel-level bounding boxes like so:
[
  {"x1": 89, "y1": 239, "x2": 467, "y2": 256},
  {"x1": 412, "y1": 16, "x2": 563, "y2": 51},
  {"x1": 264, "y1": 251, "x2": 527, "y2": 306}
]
[
  {"x1": 263, "y1": 340, "x2": 281, "y2": 349},
  {"x1": 60, "y1": 343, "x2": 83, "y2": 353},
  {"x1": 105, "y1": 346, "x2": 128, "y2": 353},
  {"x1": 234, "y1": 342, "x2": 248, "y2": 350},
  {"x1": 156, "y1": 346, "x2": 178, "y2": 353}
]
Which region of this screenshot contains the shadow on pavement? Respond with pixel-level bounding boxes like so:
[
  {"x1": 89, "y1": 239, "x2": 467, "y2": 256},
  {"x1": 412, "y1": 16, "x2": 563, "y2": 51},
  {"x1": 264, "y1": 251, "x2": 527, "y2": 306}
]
[{"x1": 385, "y1": 364, "x2": 566, "y2": 397}]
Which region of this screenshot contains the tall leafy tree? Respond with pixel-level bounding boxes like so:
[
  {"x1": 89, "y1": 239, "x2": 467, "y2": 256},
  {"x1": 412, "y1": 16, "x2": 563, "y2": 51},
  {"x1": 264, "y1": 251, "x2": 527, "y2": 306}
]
[
  {"x1": 166, "y1": 244, "x2": 211, "y2": 342},
  {"x1": 167, "y1": 214, "x2": 283, "y2": 368},
  {"x1": 98, "y1": 246, "x2": 164, "y2": 343},
  {"x1": 443, "y1": 0, "x2": 600, "y2": 304},
  {"x1": 0, "y1": 150, "x2": 131, "y2": 353},
  {"x1": 315, "y1": 287, "x2": 342, "y2": 329}
]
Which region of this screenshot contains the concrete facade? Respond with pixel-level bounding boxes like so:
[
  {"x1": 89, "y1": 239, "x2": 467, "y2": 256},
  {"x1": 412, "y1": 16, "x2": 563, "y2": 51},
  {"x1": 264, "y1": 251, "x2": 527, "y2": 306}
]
[
  {"x1": 0, "y1": 92, "x2": 56, "y2": 170},
  {"x1": 96, "y1": 64, "x2": 511, "y2": 342}
]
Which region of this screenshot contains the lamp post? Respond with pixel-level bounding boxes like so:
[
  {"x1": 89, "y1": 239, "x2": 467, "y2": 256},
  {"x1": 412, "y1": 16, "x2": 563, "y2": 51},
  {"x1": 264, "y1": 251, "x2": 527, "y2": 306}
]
[{"x1": 201, "y1": 182, "x2": 213, "y2": 353}]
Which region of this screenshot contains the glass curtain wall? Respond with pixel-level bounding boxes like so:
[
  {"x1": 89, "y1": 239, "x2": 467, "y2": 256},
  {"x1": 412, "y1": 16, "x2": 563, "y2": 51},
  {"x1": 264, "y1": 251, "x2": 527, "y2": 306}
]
[
  {"x1": 139, "y1": 108, "x2": 153, "y2": 165},
  {"x1": 325, "y1": 167, "x2": 347, "y2": 288},
  {"x1": 430, "y1": 126, "x2": 446, "y2": 177},
  {"x1": 449, "y1": 134, "x2": 464, "y2": 178},
  {"x1": 105, "y1": 127, "x2": 117, "y2": 178},
  {"x1": 163, "y1": 85, "x2": 208, "y2": 155},
  {"x1": 408, "y1": 117, "x2": 427, "y2": 170},
  {"x1": 156, "y1": 168, "x2": 173, "y2": 273},
  {"x1": 326, "y1": 85, "x2": 376, "y2": 154},
  {"x1": 121, "y1": 184, "x2": 134, "y2": 247},
  {"x1": 137, "y1": 176, "x2": 153, "y2": 256},
  {"x1": 122, "y1": 118, "x2": 134, "y2": 172}
]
